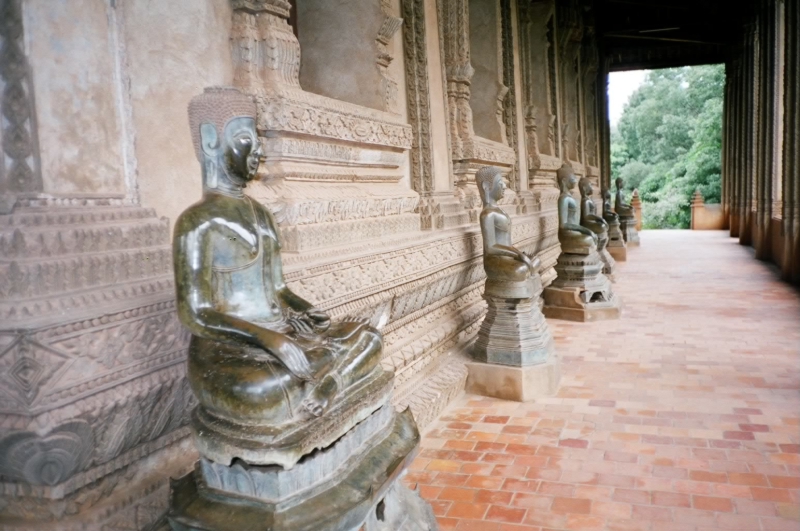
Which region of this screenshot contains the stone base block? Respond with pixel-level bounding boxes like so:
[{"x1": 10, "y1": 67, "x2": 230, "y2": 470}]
[
  {"x1": 464, "y1": 356, "x2": 560, "y2": 402},
  {"x1": 542, "y1": 285, "x2": 621, "y2": 322},
  {"x1": 607, "y1": 243, "x2": 627, "y2": 262},
  {"x1": 167, "y1": 409, "x2": 437, "y2": 531},
  {"x1": 620, "y1": 218, "x2": 640, "y2": 247}
]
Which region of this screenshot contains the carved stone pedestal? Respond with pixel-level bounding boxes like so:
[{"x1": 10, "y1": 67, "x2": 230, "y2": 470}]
[
  {"x1": 543, "y1": 251, "x2": 621, "y2": 322},
  {"x1": 606, "y1": 219, "x2": 627, "y2": 261},
  {"x1": 466, "y1": 274, "x2": 559, "y2": 402},
  {"x1": 620, "y1": 216, "x2": 640, "y2": 247},
  {"x1": 167, "y1": 407, "x2": 437, "y2": 531}
]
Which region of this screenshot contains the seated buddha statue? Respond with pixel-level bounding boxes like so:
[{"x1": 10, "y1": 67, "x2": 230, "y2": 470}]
[
  {"x1": 477, "y1": 166, "x2": 540, "y2": 283},
  {"x1": 602, "y1": 188, "x2": 620, "y2": 224},
  {"x1": 578, "y1": 177, "x2": 609, "y2": 243},
  {"x1": 173, "y1": 87, "x2": 383, "y2": 440},
  {"x1": 614, "y1": 177, "x2": 636, "y2": 219},
  {"x1": 556, "y1": 163, "x2": 598, "y2": 255}
]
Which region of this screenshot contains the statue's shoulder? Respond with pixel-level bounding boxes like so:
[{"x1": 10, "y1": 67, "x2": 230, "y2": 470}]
[{"x1": 173, "y1": 197, "x2": 221, "y2": 237}]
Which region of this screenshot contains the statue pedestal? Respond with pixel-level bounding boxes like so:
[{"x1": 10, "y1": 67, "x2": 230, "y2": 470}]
[
  {"x1": 599, "y1": 246, "x2": 617, "y2": 282},
  {"x1": 465, "y1": 356, "x2": 560, "y2": 402},
  {"x1": 167, "y1": 407, "x2": 437, "y2": 531},
  {"x1": 606, "y1": 218, "x2": 627, "y2": 261},
  {"x1": 466, "y1": 277, "x2": 559, "y2": 401},
  {"x1": 620, "y1": 216, "x2": 640, "y2": 247},
  {"x1": 543, "y1": 251, "x2": 621, "y2": 322}
]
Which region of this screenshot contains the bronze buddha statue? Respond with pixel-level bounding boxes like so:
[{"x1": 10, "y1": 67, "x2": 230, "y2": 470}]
[
  {"x1": 477, "y1": 166, "x2": 540, "y2": 286},
  {"x1": 603, "y1": 188, "x2": 620, "y2": 224},
  {"x1": 614, "y1": 177, "x2": 636, "y2": 219},
  {"x1": 556, "y1": 163, "x2": 597, "y2": 254},
  {"x1": 173, "y1": 87, "x2": 385, "y2": 465},
  {"x1": 578, "y1": 177, "x2": 609, "y2": 243}
]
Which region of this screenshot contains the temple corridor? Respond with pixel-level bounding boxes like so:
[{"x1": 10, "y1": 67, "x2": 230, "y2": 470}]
[{"x1": 407, "y1": 231, "x2": 800, "y2": 531}]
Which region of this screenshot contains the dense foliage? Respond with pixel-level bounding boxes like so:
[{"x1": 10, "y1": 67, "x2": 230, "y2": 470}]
[{"x1": 611, "y1": 65, "x2": 724, "y2": 229}]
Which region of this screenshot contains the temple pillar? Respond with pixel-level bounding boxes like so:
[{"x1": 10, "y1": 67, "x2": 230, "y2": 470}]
[
  {"x1": 781, "y1": 0, "x2": 800, "y2": 283},
  {"x1": 754, "y1": 0, "x2": 777, "y2": 261}
]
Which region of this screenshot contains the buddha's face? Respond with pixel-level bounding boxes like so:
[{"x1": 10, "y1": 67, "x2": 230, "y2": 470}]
[
  {"x1": 489, "y1": 174, "x2": 506, "y2": 202},
  {"x1": 223, "y1": 117, "x2": 262, "y2": 182},
  {"x1": 615, "y1": 178, "x2": 624, "y2": 189},
  {"x1": 567, "y1": 173, "x2": 578, "y2": 190}
]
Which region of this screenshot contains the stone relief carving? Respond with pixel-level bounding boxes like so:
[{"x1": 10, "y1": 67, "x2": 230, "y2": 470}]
[
  {"x1": 402, "y1": 0, "x2": 435, "y2": 196},
  {"x1": 546, "y1": 16, "x2": 559, "y2": 157},
  {"x1": 500, "y1": 0, "x2": 519, "y2": 191},
  {"x1": 0, "y1": 420, "x2": 92, "y2": 486},
  {"x1": 377, "y1": 0, "x2": 404, "y2": 114},
  {"x1": 0, "y1": 202, "x2": 191, "y2": 526},
  {"x1": 525, "y1": 106, "x2": 542, "y2": 172},
  {"x1": 0, "y1": 0, "x2": 43, "y2": 199}
]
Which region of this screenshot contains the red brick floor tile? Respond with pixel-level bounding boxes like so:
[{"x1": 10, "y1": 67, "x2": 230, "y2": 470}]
[
  {"x1": 768, "y1": 475, "x2": 800, "y2": 489},
  {"x1": 689, "y1": 470, "x2": 729, "y2": 483},
  {"x1": 565, "y1": 514, "x2": 605, "y2": 530},
  {"x1": 728, "y1": 472, "x2": 769, "y2": 486},
  {"x1": 613, "y1": 488, "x2": 651, "y2": 504},
  {"x1": 439, "y1": 487, "x2": 477, "y2": 502},
  {"x1": 446, "y1": 502, "x2": 489, "y2": 519},
  {"x1": 485, "y1": 505, "x2": 526, "y2": 524},
  {"x1": 651, "y1": 491, "x2": 691, "y2": 508},
  {"x1": 632, "y1": 505, "x2": 673, "y2": 521},
  {"x1": 692, "y1": 496, "x2": 734, "y2": 512},
  {"x1": 551, "y1": 497, "x2": 591, "y2": 514},
  {"x1": 410, "y1": 231, "x2": 800, "y2": 531},
  {"x1": 476, "y1": 489, "x2": 514, "y2": 505},
  {"x1": 751, "y1": 487, "x2": 794, "y2": 502},
  {"x1": 715, "y1": 513, "x2": 761, "y2": 529}
]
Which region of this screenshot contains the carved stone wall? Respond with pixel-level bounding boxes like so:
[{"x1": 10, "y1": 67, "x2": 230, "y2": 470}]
[{"x1": 0, "y1": 0, "x2": 624, "y2": 529}]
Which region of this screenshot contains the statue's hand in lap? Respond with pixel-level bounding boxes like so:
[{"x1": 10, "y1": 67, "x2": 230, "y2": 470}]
[{"x1": 254, "y1": 328, "x2": 314, "y2": 381}]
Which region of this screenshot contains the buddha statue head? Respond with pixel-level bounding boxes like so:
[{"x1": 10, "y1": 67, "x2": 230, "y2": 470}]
[
  {"x1": 556, "y1": 163, "x2": 577, "y2": 193},
  {"x1": 579, "y1": 177, "x2": 593, "y2": 198},
  {"x1": 188, "y1": 87, "x2": 262, "y2": 191},
  {"x1": 476, "y1": 166, "x2": 506, "y2": 206},
  {"x1": 615, "y1": 177, "x2": 624, "y2": 191}
]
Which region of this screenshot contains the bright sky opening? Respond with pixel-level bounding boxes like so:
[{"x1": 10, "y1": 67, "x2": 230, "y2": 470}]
[{"x1": 608, "y1": 70, "x2": 648, "y2": 128}]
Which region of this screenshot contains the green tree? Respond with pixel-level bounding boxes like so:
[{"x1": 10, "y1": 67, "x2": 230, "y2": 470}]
[{"x1": 611, "y1": 64, "x2": 724, "y2": 229}]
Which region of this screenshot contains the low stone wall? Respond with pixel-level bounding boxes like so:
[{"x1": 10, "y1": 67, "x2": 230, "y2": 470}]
[{"x1": 691, "y1": 191, "x2": 725, "y2": 230}]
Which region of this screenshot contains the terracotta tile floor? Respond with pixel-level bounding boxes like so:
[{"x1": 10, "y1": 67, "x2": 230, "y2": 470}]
[{"x1": 405, "y1": 231, "x2": 800, "y2": 531}]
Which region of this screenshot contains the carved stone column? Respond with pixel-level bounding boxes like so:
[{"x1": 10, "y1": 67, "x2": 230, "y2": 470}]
[{"x1": 754, "y1": 0, "x2": 778, "y2": 260}]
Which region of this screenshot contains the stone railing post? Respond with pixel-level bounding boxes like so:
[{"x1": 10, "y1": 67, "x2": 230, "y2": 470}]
[
  {"x1": 631, "y1": 188, "x2": 642, "y2": 230},
  {"x1": 691, "y1": 189, "x2": 704, "y2": 230}
]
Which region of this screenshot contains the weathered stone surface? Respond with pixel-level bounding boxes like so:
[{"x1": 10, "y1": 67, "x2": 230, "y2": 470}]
[
  {"x1": 465, "y1": 355, "x2": 560, "y2": 402},
  {"x1": 168, "y1": 409, "x2": 435, "y2": 531}
]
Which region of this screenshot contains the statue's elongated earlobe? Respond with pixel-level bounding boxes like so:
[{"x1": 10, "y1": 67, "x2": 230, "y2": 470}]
[{"x1": 200, "y1": 123, "x2": 220, "y2": 157}]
